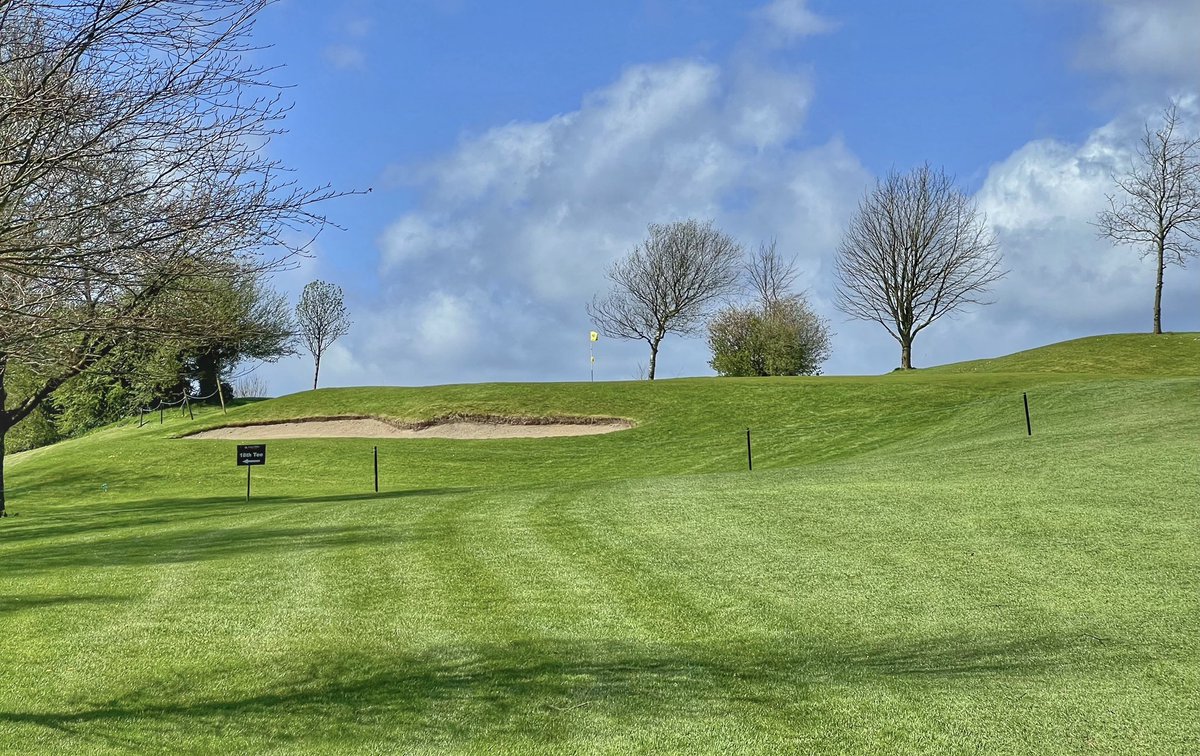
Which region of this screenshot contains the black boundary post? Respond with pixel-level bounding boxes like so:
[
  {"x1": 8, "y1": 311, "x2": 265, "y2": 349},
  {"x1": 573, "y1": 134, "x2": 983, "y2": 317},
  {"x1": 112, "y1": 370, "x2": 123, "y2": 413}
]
[
  {"x1": 746, "y1": 428, "x2": 753, "y2": 471},
  {"x1": 1023, "y1": 392, "x2": 1032, "y2": 436},
  {"x1": 159, "y1": 406, "x2": 164, "y2": 424},
  {"x1": 374, "y1": 446, "x2": 379, "y2": 493},
  {"x1": 139, "y1": 409, "x2": 144, "y2": 428}
]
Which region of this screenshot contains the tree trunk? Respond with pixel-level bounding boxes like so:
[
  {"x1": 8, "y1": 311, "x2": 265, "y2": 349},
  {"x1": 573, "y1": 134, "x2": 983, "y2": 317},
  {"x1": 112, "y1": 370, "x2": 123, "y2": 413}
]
[
  {"x1": 195, "y1": 350, "x2": 221, "y2": 399},
  {"x1": 313, "y1": 353, "x2": 321, "y2": 390},
  {"x1": 900, "y1": 340, "x2": 913, "y2": 370},
  {"x1": 1154, "y1": 241, "x2": 1164, "y2": 334},
  {"x1": 647, "y1": 339, "x2": 661, "y2": 380},
  {"x1": 0, "y1": 427, "x2": 7, "y2": 517},
  {"x1": 0, "y1": 361, "x2": 7, "y2": 516}
]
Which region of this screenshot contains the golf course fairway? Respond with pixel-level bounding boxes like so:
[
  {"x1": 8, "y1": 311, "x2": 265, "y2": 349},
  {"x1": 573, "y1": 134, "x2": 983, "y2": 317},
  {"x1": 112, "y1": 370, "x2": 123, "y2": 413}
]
[{"x1": 1, "y1": 333, "x2": 1197, "y2": 753}]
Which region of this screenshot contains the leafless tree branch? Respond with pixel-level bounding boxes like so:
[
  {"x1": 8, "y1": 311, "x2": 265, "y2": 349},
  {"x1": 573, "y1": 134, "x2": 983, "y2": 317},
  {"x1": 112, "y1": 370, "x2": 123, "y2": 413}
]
[{"x1": 745, "y1": 238, "x2": 799, "y2": 306}]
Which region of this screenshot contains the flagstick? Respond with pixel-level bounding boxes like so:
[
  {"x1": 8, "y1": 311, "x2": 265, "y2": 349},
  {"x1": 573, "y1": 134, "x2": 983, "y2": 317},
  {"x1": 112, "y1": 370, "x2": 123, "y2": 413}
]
[{"x1": 589, "y1": 331, "x2": 598, "y2": 382}]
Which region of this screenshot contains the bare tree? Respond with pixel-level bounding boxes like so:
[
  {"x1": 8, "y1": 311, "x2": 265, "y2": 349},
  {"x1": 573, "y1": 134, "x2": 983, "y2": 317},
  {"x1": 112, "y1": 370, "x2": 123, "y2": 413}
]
[
  {"x1": 0, "y1": 1, "x2": 339, "y2": 516},
  {"x1": 233, "y1": 373, "x2": 270, "y2": 399},
  {"x1": 835, "y1": 164, "x2": 1003, "y2": 370},
  {"x1": 587, "y1": 219, "x2": 742, "y2": 380},
  {"x1": 1096, "y1": 101, "x2": 1200, "y2": 334},
  {"x1": 295, "y1": 280, "x2": 351, "y2": 390},
  {"x1": 745, "y1": 239, "x2": 799, "y2": 306}
]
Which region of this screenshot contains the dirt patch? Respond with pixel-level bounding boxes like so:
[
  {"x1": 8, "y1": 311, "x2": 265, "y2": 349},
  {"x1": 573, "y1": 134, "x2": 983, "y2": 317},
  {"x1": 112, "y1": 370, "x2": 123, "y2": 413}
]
[{"x1": 185, "y1": 416, "x2": 633, "y2": 440}]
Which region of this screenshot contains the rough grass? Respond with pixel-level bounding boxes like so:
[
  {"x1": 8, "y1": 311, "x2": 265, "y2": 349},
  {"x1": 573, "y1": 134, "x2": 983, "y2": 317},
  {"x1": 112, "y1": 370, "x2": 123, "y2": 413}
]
[{"x1": 1, "y1": 333, "x2": 1197, "y2": 754}]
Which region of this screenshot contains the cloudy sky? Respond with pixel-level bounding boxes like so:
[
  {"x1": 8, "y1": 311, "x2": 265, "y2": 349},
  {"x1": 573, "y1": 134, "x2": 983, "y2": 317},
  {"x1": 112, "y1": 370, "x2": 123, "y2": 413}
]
[{"x1": 247, "y1": 0, "x2": 1199, "y2": 394}]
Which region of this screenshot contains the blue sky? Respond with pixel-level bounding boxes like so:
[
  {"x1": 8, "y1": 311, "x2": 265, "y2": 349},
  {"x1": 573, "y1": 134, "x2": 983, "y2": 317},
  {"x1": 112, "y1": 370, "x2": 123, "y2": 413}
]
[{"x1": 246, "y1": 0, "x2": 1200, "y2": 393}]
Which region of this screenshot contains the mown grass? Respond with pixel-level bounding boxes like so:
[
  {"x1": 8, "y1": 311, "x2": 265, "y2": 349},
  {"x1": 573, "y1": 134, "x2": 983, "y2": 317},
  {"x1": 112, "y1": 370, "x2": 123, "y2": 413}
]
[{"x1": 1, "y1": 333, "x2": 1197, "y2": 754}]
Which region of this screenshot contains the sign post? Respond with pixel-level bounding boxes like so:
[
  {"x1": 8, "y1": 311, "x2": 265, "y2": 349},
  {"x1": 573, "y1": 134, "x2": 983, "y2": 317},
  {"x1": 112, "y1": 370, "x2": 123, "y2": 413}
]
[{"x1": 236, "y1": 444, "x2": 266, "y2": 500}]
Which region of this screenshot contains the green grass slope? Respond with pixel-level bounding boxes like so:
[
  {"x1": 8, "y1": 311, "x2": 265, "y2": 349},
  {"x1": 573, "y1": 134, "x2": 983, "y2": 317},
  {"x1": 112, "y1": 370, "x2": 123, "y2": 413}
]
[
  {"x1": 1, "y1": 335, "x2": 1198, "y2": 754},
  {"x1": 929, "y1": 331, "x2": 1200, "y2": 375}
]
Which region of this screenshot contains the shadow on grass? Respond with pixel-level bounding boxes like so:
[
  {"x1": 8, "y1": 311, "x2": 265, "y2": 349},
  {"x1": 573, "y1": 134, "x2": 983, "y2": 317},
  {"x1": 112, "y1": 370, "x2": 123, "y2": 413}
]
[
  {"x1": 0, "y1": 486, "x2": 471, "y2": 576},
  {"x1": 0, "y1": 486, "x2": 471, "y2": 547},
  {"x1": 0, "y1": 633, "x2": 1130, "y2": 750},
  {"x1": 0, "y1": 522, "x2": 430, "y2": 576},
  {"x1": 0, "y1": 593, "x2": 129, "y2": 616}
]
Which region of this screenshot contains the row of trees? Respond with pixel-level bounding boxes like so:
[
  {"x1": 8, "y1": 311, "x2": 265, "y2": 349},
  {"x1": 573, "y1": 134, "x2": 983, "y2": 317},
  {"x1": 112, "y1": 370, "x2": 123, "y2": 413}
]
[
  {"x1": 590, "y1": 101, "x2": 1199, "y2": 379},
  {"x1": 587, "y1": 163, "x2": 999, "y2": 380},
  {"x1": 7, "y1": 278, "x2": 351, "y2": 455},
  {"x1": 586, "y1": 222, "x2": 833, "y2": 380}
]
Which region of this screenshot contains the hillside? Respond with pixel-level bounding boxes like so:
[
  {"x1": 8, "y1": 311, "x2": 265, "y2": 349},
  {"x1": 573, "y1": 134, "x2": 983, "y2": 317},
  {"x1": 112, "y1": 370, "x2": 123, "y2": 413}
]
[
  {"x1": 1, "y1": 334, "x2": 1197, "y2": 753},
  {"x1": 928, "y1": 332, "x2": 1200, "y2": 376}
]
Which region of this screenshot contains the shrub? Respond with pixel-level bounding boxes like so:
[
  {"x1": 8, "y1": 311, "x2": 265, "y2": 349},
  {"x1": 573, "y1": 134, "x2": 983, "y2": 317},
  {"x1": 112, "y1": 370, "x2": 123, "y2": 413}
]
[{"x1": 708, "y1": 296, "x2": 832, "y2": 376}]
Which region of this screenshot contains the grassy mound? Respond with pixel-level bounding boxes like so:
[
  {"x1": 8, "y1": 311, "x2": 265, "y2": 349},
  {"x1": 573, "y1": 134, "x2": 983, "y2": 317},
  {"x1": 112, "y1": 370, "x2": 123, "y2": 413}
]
[
  {"x1": 1, "y1": 334, "x2": 1197, "y2": 753},
  {"x1": 929, "y1": 332, "x2": 1200, "y2": 375}
]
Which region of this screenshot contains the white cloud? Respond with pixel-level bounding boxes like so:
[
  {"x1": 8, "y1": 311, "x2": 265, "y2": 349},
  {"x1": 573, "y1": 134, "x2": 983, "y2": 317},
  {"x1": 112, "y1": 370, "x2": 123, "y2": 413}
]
[
  {"x1": 1079, "y1": 0, "x2": 1200, "y2": 81},
  {"x1": 414, "y1": 292, "x2": 478, "y2": 360},
  {"x1": 359, "y1": 55, "x2": 873, "y2": 386},
  {"x1": 380, "y1": 214, "x2": 480, "y2": 269},
  {"x1": 321, "y1": 12, "x2": 372, "y2": 71},
  {"x1": 754, "y1": 0, "x2": 838, "y2": 40},
  {"x1": 323, "y1": 43, "x2": 365, "y2": 70},
  {"x1": 725, "y1": 61, "x2": 814, "y2": 150}
]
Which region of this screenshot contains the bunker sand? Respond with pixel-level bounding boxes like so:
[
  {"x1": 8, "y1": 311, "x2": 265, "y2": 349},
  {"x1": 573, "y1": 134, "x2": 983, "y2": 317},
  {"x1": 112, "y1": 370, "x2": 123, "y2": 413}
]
[{"x1": 187, "y1": 417, "x2": 633, "y2": 440}]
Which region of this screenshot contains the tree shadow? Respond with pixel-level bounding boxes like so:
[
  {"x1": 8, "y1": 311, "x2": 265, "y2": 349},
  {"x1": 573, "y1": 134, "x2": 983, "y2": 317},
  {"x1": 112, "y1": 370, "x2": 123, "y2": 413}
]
[
  {"x1": 0, "y1": 487, "x2": 471, "y2": 546},
  {"x1": 0, "y1": 593, "x2": 129, "y2": 616},
  {"x1": 0, "y1": 632, "x2": 1139, "y2": 750},
  {"x1": 0, "y1": 522, "x2": 437, "y2": 577}
]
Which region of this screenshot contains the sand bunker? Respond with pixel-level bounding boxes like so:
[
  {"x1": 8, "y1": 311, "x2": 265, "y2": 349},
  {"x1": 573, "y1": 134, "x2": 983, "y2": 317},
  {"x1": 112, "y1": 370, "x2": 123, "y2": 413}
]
[{"x1": 186, "y1": 417, "x2": 633, "y2": 440}]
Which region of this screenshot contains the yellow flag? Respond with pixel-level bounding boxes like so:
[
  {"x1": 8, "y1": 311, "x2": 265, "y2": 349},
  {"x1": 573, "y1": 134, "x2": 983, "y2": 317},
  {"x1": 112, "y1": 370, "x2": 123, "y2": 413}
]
[{"x1": 589, "y1": 331, "x2": 599, "y2": 342}]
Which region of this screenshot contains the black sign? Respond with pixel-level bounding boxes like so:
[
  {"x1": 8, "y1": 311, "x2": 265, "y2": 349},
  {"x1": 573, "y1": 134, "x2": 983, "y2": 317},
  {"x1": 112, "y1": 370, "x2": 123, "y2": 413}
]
[{"x1": 236, "y1": 444, "x2": 266, "y2": 466}]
